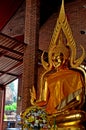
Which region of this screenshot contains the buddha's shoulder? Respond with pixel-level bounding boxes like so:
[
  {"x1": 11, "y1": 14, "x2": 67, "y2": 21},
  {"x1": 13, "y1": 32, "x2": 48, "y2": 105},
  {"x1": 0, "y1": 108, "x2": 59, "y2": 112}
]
[
  {"x1": 69, "y1": 68, "x2": 84, "y2": 76},
  {"x1": 44, "y1": 69, "x2": 82, "y2": 80}
]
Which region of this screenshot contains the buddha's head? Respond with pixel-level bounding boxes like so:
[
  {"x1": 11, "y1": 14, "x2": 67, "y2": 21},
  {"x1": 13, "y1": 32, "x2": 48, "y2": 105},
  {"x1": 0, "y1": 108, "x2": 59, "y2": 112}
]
[{"x1": 51, "y1": 44, "x2": 70, "y2": 69}]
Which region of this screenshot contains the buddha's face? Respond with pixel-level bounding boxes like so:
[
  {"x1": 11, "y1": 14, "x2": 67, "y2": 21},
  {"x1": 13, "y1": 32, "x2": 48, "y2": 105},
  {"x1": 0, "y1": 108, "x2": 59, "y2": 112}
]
[{"x1": 52, "y1": 52, "x2": 64, "y2": 68}]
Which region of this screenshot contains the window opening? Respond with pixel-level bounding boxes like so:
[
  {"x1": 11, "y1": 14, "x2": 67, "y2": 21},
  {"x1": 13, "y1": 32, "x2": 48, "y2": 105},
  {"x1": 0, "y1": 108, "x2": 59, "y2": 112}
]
[{"x1": 4, "y1": 79, "x2": 18, "y2": 121}]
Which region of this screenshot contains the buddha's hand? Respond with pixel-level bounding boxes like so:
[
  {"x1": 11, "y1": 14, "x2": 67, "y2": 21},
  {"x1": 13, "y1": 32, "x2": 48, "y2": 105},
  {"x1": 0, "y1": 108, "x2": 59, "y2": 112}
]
[{"x1": 30, "y1": 86, "x2": 36, "y2": 105}]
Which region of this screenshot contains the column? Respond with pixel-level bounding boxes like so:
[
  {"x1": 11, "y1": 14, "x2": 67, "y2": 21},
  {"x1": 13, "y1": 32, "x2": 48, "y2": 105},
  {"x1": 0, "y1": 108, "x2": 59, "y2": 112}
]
[{"x1": 22, "y1": 0, "x2": 40, "y2": 111}]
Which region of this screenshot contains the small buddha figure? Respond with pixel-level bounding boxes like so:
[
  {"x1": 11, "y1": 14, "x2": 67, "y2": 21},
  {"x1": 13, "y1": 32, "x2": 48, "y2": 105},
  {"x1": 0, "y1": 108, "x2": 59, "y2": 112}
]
[{"x1": 30, "y1": 0, "x2": 86, "y2": 125}]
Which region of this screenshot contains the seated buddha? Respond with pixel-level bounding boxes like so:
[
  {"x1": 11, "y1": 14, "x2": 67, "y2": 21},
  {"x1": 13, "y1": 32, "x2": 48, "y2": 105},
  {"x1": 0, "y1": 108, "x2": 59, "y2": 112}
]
[{"x1": 30, "y1": 0, "x2": 86, "y2": 126}]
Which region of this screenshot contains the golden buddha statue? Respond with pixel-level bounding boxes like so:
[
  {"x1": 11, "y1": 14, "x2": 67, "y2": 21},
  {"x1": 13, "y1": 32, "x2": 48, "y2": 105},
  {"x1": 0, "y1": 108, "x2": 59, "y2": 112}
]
[{"x1": 30, "y1": 0, "x2": 86, "y2": 126}]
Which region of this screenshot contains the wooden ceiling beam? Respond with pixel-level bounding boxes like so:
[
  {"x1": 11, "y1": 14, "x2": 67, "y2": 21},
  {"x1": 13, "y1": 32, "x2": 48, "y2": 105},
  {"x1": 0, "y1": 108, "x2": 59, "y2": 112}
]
[
  {"x1": 0, "y1": 70, "x2": 18, "y2": 77},
  {"x1": 0, "y1": 45, "x2": 23, "y2": 56},
  {"x1": 3, "y1": 54, "x2": 23, "y2": 62}
]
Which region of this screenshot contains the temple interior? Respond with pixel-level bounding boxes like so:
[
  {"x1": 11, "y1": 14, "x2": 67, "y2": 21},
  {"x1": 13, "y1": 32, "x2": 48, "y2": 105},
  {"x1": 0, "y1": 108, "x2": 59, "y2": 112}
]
[{"x1": 0, "y1": 0, "x2": 86, "y2": 130}]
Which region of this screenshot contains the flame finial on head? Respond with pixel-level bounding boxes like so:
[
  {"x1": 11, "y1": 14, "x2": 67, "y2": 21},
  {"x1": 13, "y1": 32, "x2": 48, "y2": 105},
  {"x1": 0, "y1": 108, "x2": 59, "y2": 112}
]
[{"x1": 41, "y1": 0, "x2": 85, "y2": 70}]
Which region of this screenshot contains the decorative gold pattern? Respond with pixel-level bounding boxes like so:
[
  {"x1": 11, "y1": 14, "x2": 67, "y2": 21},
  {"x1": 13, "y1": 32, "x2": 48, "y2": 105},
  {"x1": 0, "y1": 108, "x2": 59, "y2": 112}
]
[{"x1": 41, "y1": 0, "x2": 85, "y2": 70}]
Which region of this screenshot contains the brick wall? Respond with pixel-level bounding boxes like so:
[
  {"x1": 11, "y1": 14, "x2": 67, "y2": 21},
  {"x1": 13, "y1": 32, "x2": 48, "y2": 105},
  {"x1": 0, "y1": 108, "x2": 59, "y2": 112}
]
[{"x1": 2, "y1": 0, "x2": 86, "y2": 55}]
